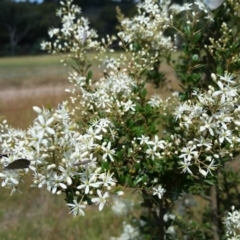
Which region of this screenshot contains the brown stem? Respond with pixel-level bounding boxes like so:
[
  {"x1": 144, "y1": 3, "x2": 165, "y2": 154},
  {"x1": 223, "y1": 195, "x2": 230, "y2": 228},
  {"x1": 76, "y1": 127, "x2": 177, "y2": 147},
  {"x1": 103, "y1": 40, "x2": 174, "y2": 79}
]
[
  {"x1": 210, "y1": 185, "x2": 220, "y2": 240},
  {"x1": 158, "y1": 199, "x2": 167, "y2": 240}
]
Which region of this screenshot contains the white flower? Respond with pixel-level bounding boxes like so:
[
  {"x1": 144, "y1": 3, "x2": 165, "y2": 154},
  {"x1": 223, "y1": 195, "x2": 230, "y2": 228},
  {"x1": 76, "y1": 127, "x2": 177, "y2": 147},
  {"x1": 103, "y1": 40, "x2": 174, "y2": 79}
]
[
  {"x1": 217, "y1": 129, "x2": 232, "y2": 144},
  {"x1": 67, "y1": 199, "x2": 86, "y2": 216},
  {"x1": 199, "y1": 168, "x2": 207, "y2": 177},
  {"x1": 219, "y1": 72, "x2": 235, "y2": 83},
  {"x1": 179, "y1": 159, "x2": 193, "y2": 175},
  {"x1": 199, "y1": 116, "x2": 215, "y2": 136},
  {"x1": 34, "y1": 115, "x2": 55, "y2": 141},
  {"x1": 146, "y1": 146, "x2": 161, "y2": 160},
  {"x1": 98, "y1": 171, "x2": 116, "y2": 188},
  {"x1": 111, "y1": 198, "x2": 132, "y2": 216},
  {"x1": 147, "y1": 135, "x2": 166, "y2": 149},
  {"x1": 77, "y1": 174, "x2": 101, "y2": 194},
  {"x1": 48, "y1": 28, "x2": 59, "y2": 38},
  {"x1": 91, "y1": 189, "x2": 109, "y2": 211},
  {"x1": 40, "y1": 41, "x2": 49, "y2": 50},
  {"x1": 0, "y1": 171, "x2": 19, "y2": 187},
  {"x1": 86, "y1": 127, "x2": 102, "y2": 143},
  {"x1": 212, "y1": 81, "x2": 237, "y2": 104},
  {"x1": 137, "y1": 135, "x2": 150, "y2": 145},
  {"x1": 152, "y1": 185, "x2": 166, "y2": 199},
  {"x1": 48, "y1": 173, "x2": 67, "y2": 194},
  {"x1": 174, "y1": 102, "x2": 191, "y2": 120},
  {"x1": 180, "y1": 3, "x2": 193, "y2": 11},
  {"x1": 224, "y1": 206, "x2": 240, "y2": 238},
  {"x1": 148, "y1": 94, "x2": 162, "y2": 107},
  {"x1": 121, "y1": 100, "x2": 136, "y2": 112},
  {"x1": 110, "y1": 222, "x2": 140, "y2": 240},
  {"x1": 101, "y1": 142, "x2": 115, "y2": 162},
  {"x1": 206, "y1": 160, "x2": 218, "y2": 175},
  {"x1": 179, "y1": 146, "x2": 198, "y2": 161}
]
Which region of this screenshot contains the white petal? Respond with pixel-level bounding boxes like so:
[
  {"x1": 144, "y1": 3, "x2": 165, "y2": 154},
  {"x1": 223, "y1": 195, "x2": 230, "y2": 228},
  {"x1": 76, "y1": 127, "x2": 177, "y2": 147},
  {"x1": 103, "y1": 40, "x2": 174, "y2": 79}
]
[
  {"x1": 10, "y1": 177, "x2": 19, "y2": 185},
  {"x1": 59, "y1": 183, "x2": 67, "y2": 189},
  {"x1": 37, "y1": 129, "x2": 45, "y2": 140},
  {"x1": 33, "y1": 106, "x2": 42, "y2": 114},
  {"x1": 46, "y1": 127, "x2": 55, "y2": 135},
  {"x1": 38, "y1": 115, "x2": 45, "y2": 125},
  {"x1": 46, "y1": 117, "x2": 54, "y2": 125},
  {"x1": 199, "y1": 168, "x2": 207, "y2": 177},
  {"x1": 99, "y1": 202, "x2": 104, "y2": 211},
  {"x1": 0, "y1": 173, "x2": 6, "y2": 177},
  {"x1": 67, "y1": 176, "x2": 72, "y2": 185}
]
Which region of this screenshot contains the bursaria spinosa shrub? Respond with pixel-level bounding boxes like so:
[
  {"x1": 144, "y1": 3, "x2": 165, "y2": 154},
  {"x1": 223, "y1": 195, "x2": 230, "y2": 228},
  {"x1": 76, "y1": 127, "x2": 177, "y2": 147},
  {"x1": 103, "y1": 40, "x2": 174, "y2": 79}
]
[{"x1": 1, "y1": 0, "x2": 240, "y2": 239}]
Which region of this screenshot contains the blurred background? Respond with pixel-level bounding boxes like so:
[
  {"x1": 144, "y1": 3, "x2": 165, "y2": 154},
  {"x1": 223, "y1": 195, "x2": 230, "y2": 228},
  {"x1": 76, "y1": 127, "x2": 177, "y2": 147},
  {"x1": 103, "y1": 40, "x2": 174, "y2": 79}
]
[
  {"x1": 0, "y1": 0, "x2": 138, "y2": 56},
  {"x1": 0, "y1": 0, "x2": 184, "y2": 56}
]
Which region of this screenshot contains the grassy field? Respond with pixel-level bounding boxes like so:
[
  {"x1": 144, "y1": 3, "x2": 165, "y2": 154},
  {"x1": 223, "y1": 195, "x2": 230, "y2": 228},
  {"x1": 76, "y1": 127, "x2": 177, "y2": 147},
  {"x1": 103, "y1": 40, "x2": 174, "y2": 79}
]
[
  {"x1": 0, "y1": 54, "x2": 102, "y2": 128},
  {"x1": 0, "y1": 177, "x2": 129, "y2": 240},
  {"x1": 0, "y1": 55, "x2": 70, "y2": 88}
]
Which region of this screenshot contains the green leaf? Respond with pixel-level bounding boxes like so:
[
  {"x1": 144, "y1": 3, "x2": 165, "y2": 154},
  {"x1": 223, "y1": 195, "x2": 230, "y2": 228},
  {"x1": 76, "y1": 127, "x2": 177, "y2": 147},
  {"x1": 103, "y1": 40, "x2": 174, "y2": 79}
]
[
  {"x1": 184, "y1": 25, "x2": 191, "y2": 37},
  {"x1": 141, "y1": 88, "x2": 147, "y2": 98},
  {"x1": 133, "y1": 176, "x2": 143, "y2": 186},
  {"x1": 126, "y1": 176, "x2": 133, "y2": 186},
  {"x1": 87, "y1": 70, "x2": 93, "y2": 80},
  {"x1": 192, "y1": 32, "x2": 201, "y2": 44},
  {"x1": 203, "y1": 179, "x2": 215, "y2": 185},
  {"x1": 101, "y1": 161, "x2": 110, "y2": 170},
  {"x1": 142, "y1": 174, "x2": 148, "y2": 184},
  {"x1": 120, "y1": 175, "x2": 126, "y2": 185}
]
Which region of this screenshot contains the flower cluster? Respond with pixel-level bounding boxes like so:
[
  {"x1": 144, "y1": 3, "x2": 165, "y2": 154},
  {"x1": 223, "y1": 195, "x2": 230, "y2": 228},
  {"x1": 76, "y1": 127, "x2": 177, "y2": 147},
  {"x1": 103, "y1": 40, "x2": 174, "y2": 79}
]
[
  {"x1": 110, "y1": 221, "x2": 141, "y2": 240},
  {"x1": 40, "y1": 0, "x2": 112, "y2": 68},
  {"x1": 171, "y1": 73, "x2": 240, "y2": 177},
  {"x1": 224, "y1": 206, "x2": 240, "y2": 239},
  {"x1": 2, "y1": 66, "x2": 240, "y2": 214},
  {"x1": 67, "y1": 71, "x2": 138, "y2": 116},
  {"x1": 118, "y1": 0, "x2": 174, "y2": 52},
  {"x1": 0, "y1": 102, "x2": 119, "y2": 215}
]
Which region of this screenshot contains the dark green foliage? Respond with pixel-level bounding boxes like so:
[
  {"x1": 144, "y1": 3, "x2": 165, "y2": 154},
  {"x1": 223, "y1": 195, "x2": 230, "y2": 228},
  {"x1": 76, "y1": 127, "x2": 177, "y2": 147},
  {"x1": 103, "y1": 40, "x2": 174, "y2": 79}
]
[{"x1": 0, "y1": 0, "x2": 136, "y2": 56}]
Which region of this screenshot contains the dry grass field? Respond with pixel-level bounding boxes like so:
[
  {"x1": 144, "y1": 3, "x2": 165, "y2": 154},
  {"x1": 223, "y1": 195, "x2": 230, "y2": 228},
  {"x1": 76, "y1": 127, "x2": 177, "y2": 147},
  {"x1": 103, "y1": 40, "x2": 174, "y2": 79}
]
[{"x1": 0, "y1": 54, "x2": 180, "y2": 240}]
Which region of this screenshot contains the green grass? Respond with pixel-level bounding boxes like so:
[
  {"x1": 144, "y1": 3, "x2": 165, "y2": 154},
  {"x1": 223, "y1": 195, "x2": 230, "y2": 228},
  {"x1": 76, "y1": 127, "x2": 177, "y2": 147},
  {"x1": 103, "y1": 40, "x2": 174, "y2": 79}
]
[
  {"x1": 0, "y1": 55, "x2": 63, "y2": 67},
  {"x1": 1, "y1": 55, "x2": 75, "y2": 88},
  {"x1": 0, "y1": 54, "x2": 107, "y2": 89},
  {"x1": 0, "y1": 179, "x2": 129, "y2": 240},
  {"x1": 0, "y1": 55, "x2": 69, "y2": 89},
  {"x1": 0, "y1": 54, "x2": 104, "y2": 128}
]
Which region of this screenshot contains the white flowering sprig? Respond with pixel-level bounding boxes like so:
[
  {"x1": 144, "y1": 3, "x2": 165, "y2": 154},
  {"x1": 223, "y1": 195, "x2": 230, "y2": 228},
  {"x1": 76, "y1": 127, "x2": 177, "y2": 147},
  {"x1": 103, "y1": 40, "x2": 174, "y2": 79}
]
[
  {"x1": 224, "y1": 206, "x2": 240, "y2": 239},
  {"x1": 208, "y1": 19, "x2": 240, "y2": 71},
  {"x1": 117, "y1": 0, "x2": 174, "y2": 51},
  {"x1": 168, "y1": 73, "x2": 240, "y2": 177},
  {"x1": 0, "y1": 120, "x2": 35, "y2": 191},
  {"x1": 112, "y1": 0, "x2": 177, "y2": 87},
  {"x1": 40, "y1": 0, "x2": 113, "y2": 73},
  {"x1": 168, "y1": 1, "x2": 230, "y2": 98},
  {"x1": 0, "y1": 102, "x2": 120, "y2": 215}
]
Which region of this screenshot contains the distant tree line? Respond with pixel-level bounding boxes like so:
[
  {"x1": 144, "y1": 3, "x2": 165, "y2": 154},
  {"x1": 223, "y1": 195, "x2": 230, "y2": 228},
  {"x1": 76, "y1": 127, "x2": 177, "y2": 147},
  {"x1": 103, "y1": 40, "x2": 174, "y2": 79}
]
[{"x1": 0, "y1": 0, "x2": 184, "y2": 56}]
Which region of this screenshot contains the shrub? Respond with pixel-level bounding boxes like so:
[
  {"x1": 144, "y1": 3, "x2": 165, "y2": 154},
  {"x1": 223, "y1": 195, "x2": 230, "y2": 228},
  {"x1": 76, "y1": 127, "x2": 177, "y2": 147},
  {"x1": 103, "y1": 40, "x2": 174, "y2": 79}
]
[{"x1": 1, "y1": 0, "x2": 240, "y2": 239}]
